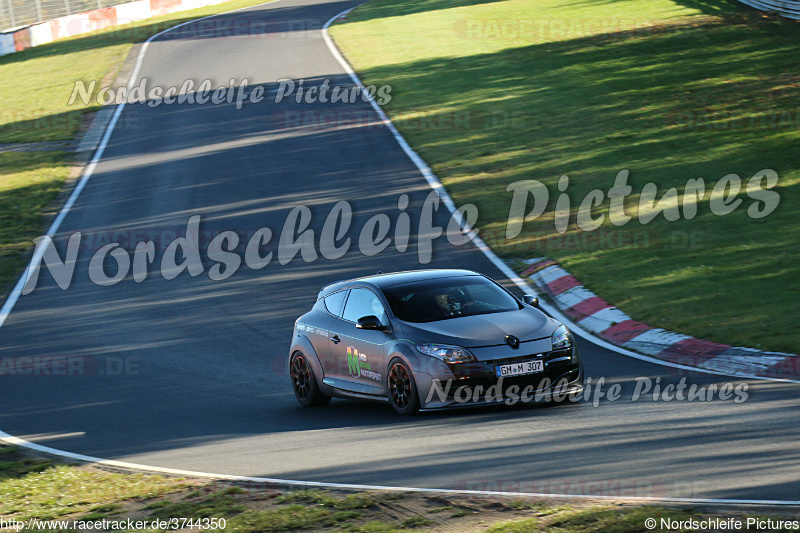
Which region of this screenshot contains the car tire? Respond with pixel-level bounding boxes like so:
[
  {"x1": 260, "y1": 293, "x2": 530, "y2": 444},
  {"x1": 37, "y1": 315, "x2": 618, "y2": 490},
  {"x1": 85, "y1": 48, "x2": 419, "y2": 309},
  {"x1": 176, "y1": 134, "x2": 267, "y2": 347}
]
[
  {"x1": 387, "y1": 359, "x2": 420, "y2": 415},
  {"x1": 290, "y1": 352, "x2": 331, "y2": 407}
]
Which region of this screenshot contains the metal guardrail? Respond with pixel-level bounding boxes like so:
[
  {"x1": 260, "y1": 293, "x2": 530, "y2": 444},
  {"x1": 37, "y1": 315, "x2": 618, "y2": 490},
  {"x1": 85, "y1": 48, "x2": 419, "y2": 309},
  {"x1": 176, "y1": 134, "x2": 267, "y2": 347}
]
[
  {"x1": 1, "y1": 0, "x2": 797, "y2": 35},
  {"x1": 737, "y1": 0, "x2": 800, "y2": 18},
  {"x1": 0, "y1": 0, "x2": 132, "y2": 32}
]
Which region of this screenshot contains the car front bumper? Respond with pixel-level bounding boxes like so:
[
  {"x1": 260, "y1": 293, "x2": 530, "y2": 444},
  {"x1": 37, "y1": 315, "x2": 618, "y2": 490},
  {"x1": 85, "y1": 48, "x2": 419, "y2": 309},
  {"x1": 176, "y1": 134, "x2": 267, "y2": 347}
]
[{"x1": 416, "y1": 345, "x2": 584, "y2": 409}]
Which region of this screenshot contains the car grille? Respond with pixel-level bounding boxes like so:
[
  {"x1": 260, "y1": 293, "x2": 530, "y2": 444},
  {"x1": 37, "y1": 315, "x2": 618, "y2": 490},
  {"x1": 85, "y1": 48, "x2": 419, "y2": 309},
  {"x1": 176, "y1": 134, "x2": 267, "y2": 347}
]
[
  {"x1": 486, "y1": 348, "x2": 572, "y2": 366},
  {"x1": 448, "y1": 348, "x2": 574, "y2": 380}
]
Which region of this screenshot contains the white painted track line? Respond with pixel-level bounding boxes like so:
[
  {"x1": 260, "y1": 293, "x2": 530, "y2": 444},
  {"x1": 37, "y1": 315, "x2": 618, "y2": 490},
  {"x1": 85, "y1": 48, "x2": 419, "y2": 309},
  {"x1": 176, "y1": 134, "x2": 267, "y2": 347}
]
[
  {"x1": 2, "y1": 428, "x2": 800, "y2": 505},
  {"x1": 0, "y1": 2, "x2": 797, "y2": 507},
  {"x1": 321, "y1": 6, "x2": 800, "y2": 386}
]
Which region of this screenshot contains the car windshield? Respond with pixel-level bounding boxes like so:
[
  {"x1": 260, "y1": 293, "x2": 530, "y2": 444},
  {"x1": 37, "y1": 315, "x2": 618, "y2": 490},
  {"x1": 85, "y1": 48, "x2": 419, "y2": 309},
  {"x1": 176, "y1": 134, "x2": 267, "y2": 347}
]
[{"x1": 381, "y1": 275, "x2": 521, "y2": 323}]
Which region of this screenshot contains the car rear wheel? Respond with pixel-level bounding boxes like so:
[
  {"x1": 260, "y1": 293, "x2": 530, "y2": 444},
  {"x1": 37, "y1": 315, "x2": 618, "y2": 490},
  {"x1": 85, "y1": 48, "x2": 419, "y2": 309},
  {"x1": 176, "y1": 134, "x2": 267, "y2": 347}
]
[
  {"x1": 290, "y1": 352, "x2": 331, "y2": 407},
  {"x1": 388, "y1": 359, "x2": 419, "y2": 415}
]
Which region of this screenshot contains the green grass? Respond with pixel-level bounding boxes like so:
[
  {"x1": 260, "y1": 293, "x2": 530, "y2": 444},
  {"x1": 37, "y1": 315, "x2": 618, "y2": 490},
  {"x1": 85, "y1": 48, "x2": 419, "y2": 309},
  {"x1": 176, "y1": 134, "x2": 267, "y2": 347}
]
[
  {"x1": 0, "y1": 0, "x2": 280, "y2": 298},
  {"x1": 334, "y1": 509, "x2": 364, "y2": 522},
  {"x1": 226, "y1": 504, "x2": 334, "y2": 531},
  {"x1": 339, "y1": 493, "x2": 381, "y2": 510},
  {"x1": 1, "y1": 445, "x2": 797, "y2": 532},
  {"x1": 0, "y1": 0, "x2": 280, "y2": 143},
  {"x1": 226, "y1": 491, "x2": 389, "y2": 531},
  {"x1": 341, "y1": 521, "x2": 409, "y2": 533},
  {"x1": 274, "y1": 488, "x2": 384, "y2": 510},
  {"x1": 0, "y1": 445, "x2": 56, "y2": 479},
  {"x1": 488, "y1": 505, "x2": 698, "y2": 532},
  {"x1": 401, "y1": 515, "x2": 434, "y2": 528},
  {"x1": 145, "y1": 486, "x2": 246, "y2": 519},
  {"x1": 275, "y1": 488, "x2": 340, "y2": 506},
  {"x1": 78, "y1": 503, "x2": 123, "y2": 521},
  {"x1": 0, "y1": 463, "x2": 186, "y2": 521},
  {"x1": 0, "y1": 445, "x2": 411, "y2": 532},
  {"x1": 330, "y1": 0, "x2": 800, "y2": 353},
  {"x1": 0, "y1": 152, "x2": 72, "y2": 290}
]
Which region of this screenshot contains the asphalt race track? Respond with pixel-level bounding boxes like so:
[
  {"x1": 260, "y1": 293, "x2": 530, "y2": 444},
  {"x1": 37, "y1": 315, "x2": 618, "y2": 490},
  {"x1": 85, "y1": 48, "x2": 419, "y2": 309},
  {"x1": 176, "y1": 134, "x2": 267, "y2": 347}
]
[{"x1": 1, "y1": 0, "x2": 799, "y2": 503}]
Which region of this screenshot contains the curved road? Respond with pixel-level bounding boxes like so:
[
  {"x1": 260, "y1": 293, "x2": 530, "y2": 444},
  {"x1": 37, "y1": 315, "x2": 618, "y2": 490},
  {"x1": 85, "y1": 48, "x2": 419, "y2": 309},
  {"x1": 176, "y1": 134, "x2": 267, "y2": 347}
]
[{"x1": 1, "y1": 0, "x2": 799, "y2": 503}]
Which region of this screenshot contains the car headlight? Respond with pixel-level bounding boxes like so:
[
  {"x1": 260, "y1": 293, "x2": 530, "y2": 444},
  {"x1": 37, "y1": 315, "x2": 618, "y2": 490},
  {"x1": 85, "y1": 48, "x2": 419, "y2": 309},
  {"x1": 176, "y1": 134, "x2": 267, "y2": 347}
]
[
  {"x1": 551, "y1": 324, "x2": 573, "y2": 351},
  {"x1": 416, "y1": 344, "x2": 477, "y2": 363}
]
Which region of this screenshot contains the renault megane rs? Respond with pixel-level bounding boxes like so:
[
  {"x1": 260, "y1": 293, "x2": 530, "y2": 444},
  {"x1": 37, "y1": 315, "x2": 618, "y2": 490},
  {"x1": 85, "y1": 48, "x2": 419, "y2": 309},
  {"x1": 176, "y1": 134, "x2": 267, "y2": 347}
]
[{"x1": 289, "y1": 269, "x2": 584, "y2": 414}]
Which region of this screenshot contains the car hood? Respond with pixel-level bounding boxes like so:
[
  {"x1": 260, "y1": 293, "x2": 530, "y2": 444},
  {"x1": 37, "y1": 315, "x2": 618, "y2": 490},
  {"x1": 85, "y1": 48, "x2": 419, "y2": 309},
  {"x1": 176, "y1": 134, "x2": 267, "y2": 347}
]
[{"x1": 399, "y1": 307, "x2": 555, "y2": 348}]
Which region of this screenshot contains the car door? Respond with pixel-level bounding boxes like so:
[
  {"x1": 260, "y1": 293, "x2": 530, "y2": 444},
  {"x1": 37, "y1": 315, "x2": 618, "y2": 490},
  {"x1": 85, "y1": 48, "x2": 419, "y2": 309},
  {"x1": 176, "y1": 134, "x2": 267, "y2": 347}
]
[
  {"x1": 328, "y1": 287, "x2": 391, "y2": 395},
  {"x1": 315, "y1": 288, "x2": 349, "y2": 379}
]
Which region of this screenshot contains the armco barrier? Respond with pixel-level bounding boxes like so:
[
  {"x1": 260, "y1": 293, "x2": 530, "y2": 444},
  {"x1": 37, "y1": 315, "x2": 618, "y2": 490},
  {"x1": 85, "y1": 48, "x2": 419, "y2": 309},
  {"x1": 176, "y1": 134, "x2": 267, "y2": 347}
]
[
  {"x1": 0, "y1": 32, "x2": 13, "y2": 54},
  {"x1": 737, "y1": 0, "x2": 800, "y2": 18},
  {"x1": 2, "y1": 0, "x2": 799, "y2": 58},
  {"x1": 114, "y1": 0, "x2": 152, "y2": 23},
  {"x1": 0, "y1": 0, "x2": 231, "y2": 56}
]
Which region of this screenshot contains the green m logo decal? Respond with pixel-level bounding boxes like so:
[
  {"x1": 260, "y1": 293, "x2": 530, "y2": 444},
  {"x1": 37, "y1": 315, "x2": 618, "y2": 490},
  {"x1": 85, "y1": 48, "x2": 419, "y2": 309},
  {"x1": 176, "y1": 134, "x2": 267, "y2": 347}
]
[{"x1": 347, "y1": 346, "x2": 360, "y2": 378}]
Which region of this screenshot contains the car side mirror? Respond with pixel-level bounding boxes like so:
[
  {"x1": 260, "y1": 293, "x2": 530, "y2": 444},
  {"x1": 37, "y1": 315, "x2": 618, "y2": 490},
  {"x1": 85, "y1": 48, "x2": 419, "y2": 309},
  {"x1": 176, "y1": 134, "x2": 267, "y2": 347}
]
[
  {"x1": 356, "y1": 315, "x2": 387, "y2": 331},
  {"x1": 523, "y1": 294, "x2": 539, "y2": 307}
]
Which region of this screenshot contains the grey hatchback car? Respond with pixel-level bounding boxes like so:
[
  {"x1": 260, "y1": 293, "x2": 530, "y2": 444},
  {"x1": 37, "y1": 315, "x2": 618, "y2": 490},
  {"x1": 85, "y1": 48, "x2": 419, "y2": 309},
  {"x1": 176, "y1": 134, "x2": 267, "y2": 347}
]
[{"x1": 289, "y1": 269, "x2": 584, "y2": 414}]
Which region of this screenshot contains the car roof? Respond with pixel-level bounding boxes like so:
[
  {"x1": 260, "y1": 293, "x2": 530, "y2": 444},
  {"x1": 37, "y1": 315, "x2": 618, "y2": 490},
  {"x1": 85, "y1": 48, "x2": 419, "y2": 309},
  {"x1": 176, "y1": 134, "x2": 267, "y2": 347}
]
[{"x1": 318, "y1": 269, "x2": 481, "y2": 298}]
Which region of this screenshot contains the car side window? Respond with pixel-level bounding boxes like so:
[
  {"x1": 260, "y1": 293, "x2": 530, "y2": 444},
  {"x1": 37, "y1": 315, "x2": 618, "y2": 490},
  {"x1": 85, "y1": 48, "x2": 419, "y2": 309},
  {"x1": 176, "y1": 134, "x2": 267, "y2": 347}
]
[
  {"x1": 342, "y1": 288, "x2": 387, "y2": 324},
  {"x1": 324, "y1": 290, "x2": 348, "y2": 317}
]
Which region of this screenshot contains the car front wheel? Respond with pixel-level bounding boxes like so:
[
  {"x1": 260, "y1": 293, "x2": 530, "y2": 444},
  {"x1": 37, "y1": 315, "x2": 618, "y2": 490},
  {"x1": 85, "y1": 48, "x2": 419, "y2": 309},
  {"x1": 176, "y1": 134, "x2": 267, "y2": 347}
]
[
  {"x1": 290, "y1": 352, "x2": 331, "y2": 407},
  {"x1": 388, "y1": 359, "x2": 420, "y2": 415}
]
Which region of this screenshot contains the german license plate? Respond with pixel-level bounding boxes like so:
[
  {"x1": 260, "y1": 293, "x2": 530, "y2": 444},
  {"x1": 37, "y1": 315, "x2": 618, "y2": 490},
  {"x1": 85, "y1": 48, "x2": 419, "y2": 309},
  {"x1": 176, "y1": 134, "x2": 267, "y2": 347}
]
[{"x1": 496, "y1": 359, "x2": 543, "y2": 377}]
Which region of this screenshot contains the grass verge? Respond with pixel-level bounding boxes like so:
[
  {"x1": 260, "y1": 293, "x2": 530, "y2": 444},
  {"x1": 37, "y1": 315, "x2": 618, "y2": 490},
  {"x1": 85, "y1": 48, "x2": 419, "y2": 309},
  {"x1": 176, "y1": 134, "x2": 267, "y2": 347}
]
[
  {"x1": 0, "y1": 152, "x2": 72, "y2": 290},
  {"x1": 1, "y1": 444, "x2": 799, "y2": 532},
  {"x1": 0, "y1": 0, "x2": 277, "y2": 298},
  {"x1": 0, "y1": 0, "x2": 278, "y2": 143},
  {"x1": 329, "y1": 0, "x2": 800, "y2": 353}
]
